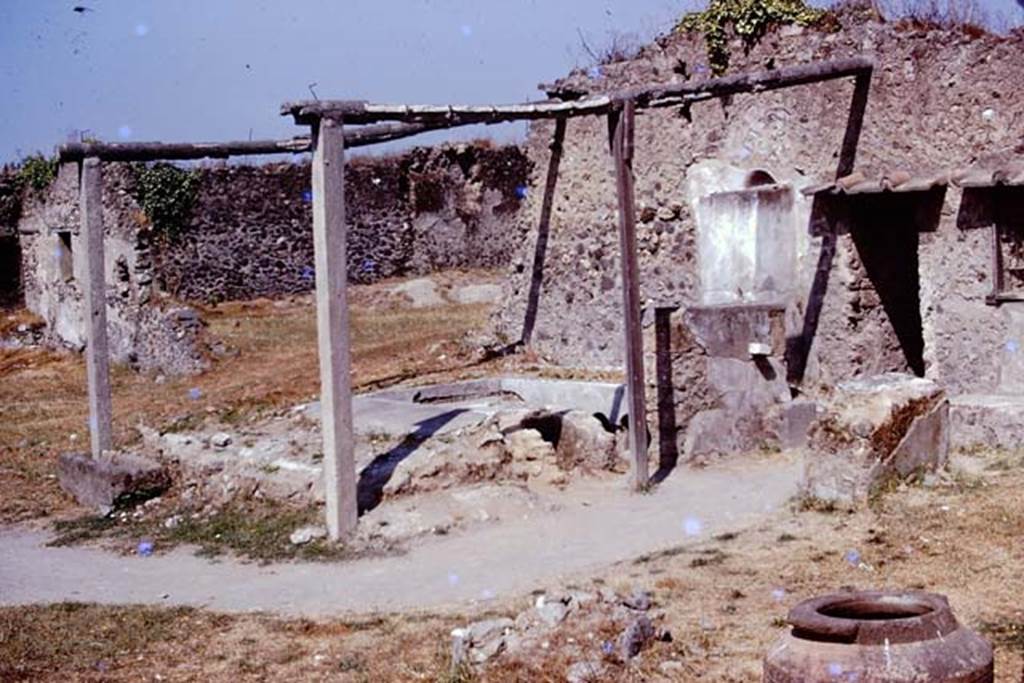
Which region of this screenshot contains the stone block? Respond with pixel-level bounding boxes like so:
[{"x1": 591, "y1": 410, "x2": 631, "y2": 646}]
[
  {"x1": 552, "y1": 410, "x2": 623, "y2": 471},
  {"x1": 57, "y1": 451, "x2": 171, "y2": 511},
  {"x1": 801, "y1": 373, "x2": 949, "y2": 507},
  {"x1": 950, "y1": 394, "x2": 1024, "y2": 450},
  {"x1": 684, "y1": 303, "x2": 786, "y2": 360}
]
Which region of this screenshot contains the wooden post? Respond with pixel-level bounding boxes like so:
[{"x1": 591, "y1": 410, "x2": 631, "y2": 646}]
[
  {"x1": 79, "y1": 157, "x2": 113, "y2": 458},
  {"x1": 610, "y1": 100, "x2": 649, "y2": 490},
  {"x1": 310, "y1": 117, "x2": 358, "y2": 539},
  {"x1": 521, "y1": 117, "x2": 567, "y2": 345}
]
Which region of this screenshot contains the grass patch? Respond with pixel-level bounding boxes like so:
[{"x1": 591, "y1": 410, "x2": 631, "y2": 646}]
[{"x1": 49, "y1": 502, "x2": 389, "y2": 563}]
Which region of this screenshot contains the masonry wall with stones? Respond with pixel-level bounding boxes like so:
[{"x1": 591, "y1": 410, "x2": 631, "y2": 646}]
[
  {"x1": 13, "y1": 142, "x2": 529, "y2": 372},
  {"x1": 17, "y1": 163, "x2": 210, "y2": 374},
  {"x1": 494, "y1": 5, "x2": 1024, "y2": 460},
  {"x1": 155, "y1": 144, "x2": 530, "y2": 302}
]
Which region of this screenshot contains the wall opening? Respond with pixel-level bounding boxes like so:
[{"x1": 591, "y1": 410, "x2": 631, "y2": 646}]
[
  {"x1": 56, "y1": 230, "x2": 74, "y2": 282},
  {"x1": 0, "y1": 234, "x2": 21, "y2": 308},
  {"x1": 846, "y1": 193, "x2": 939, "y2": 378}
]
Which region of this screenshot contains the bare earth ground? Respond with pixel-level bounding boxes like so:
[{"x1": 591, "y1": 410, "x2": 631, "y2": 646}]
[
  {"x1": 2, "y1": 452, "x2": 1023, "y2": 681},
  {"x1": 2, "y1": 270, "x2": 1024, "y2": 681}
]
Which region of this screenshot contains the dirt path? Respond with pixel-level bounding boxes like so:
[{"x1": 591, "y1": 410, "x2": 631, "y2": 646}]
[{"x1": 0, "y1": 457, "x2": 800, "y2": 617}]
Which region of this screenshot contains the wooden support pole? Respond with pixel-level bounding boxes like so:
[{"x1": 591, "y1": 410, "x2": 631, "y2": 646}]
[
  {"x1": 521, "y1": 117, "x2": 567, "y2": 346},
  {"x1": 610, "y1": 100, "x2": 649, "y2": 490},
  {"x1": 79, "y1": 157, "x2": 113, "y2": 457},
  {"x1": 310, "y1": 118, "x2": 358, "y2": 539}
]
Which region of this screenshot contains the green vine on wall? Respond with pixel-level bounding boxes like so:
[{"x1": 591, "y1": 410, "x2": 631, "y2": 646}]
[
  {"x1": 0, "y1": 154, "x2": 58, "y2": 227},
  {"x1": 131, "y1": 163, "x2": 199, "y2": 239},
  {"x1": 17, "y1": 154, "x2": 59, "y2": 193},
  {"x1": 675, "y1": 0, "x2": 832, "y2": 75}
]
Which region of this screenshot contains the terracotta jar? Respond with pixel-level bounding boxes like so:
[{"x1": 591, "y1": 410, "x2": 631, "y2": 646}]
[{"x1": 764, "y1": 590, "x2": 993, "y2": 682}]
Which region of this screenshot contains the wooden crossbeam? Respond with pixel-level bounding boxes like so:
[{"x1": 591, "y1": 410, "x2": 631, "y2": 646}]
[
  {"x1": 56, "y1": 122, "x2": 443, "y2": 162},
  {"x1": 282, "y1": 57, "x2": 873, "y2": 126}
]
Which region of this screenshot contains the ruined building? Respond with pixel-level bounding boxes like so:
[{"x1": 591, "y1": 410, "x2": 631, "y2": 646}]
[
  {"x1": 494, "y1": 6, "x2": 1024, "y2": 460},
  {"x1": 2, "y1": 144, "x2": 529, "y2": 372}
]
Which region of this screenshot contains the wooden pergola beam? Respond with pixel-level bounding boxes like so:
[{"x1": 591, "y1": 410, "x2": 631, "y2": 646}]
[
  {"x1": 281, "y1": 57, "x2": 873, "y2": 126},
  {"x1": 56, "y1": 122, "x2": 443, "y2": 163}
]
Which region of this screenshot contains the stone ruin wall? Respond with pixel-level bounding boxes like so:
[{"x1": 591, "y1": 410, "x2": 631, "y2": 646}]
[
  {"x1": 156, "y1": 144, "x2": 530, "y2": 302},
  {"x1": 13, "y1": 143, "x2": 529, "y2": 373},
  {"x1": 494, "y1": 6, "x2": 1024, "y2": 458}
]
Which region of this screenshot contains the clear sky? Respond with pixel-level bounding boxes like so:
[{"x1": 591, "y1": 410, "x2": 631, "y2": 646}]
[{"x1": 1, "y1": 0, "x2": 1021, "y2": 164}]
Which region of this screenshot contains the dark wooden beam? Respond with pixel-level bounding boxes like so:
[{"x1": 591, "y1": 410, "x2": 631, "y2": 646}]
[
  {"x1": 56, "y1": 122, "x2": 444, "y2": 162},
  {"x1": 521, "y1": 117, "x2": 567, "y2": 346},
  {"x1": 611, "y1": 99, "x2": 649, "y2": 491},
  {"x1": 282, "y1": 57, "x2": 873, "y2": 126}
]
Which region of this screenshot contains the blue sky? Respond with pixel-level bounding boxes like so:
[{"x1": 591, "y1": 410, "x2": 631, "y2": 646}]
[{"x1": 1, "y1": 0, "x2": 1021, "y2": 164}]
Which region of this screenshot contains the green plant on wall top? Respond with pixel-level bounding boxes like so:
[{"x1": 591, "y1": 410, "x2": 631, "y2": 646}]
[
  {"x1": 676, "y1": 0, "x2": 832, "y2": 75},
  {"x1": 131, "y1": 163, "x2": 198, "y2": 239},
  {"x1": 17, "y1": 154, "x2": 58, "y2": 193}
]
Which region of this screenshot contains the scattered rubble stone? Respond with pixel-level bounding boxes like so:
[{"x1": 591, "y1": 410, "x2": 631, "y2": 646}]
[
  {"x1": 288, "y1": 525, "x2": 327, "y2": 546},
  {"x1": 622, "y1": 589, "x2": 652, "y2": 612},
  {"x1": 452, "y1": 585, "x2": 669, "y2": 672},
  {"x1": 566, "y1": 659, "x2": 608, "y2": 683},
  {"x1": 617, "y1": 615, "x2": 656, "y2": 661},
  {"x1": 210, "y1": 432, "x2": 233, "y2": 449}
]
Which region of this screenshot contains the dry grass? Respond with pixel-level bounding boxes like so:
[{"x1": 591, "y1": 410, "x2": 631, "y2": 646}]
[
  {"x1": 3, "y1": 455, "x2": 1024, "y2": 681},
  {"x1": 0, "y1": 603, "x2": 462, "y2": 682},
  {"x1": 0, "y1": 271, "x2": 621, "y2": 525},
  {"x1": 0, "y1": 277, "x2": 492, "y2": 524}
]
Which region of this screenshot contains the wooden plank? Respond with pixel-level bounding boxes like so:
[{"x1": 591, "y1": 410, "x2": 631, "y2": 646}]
[
  {"x1": 521, "y1": 117, "x2": 567, "y2": 345},
  {"x1": 79, "y1": 157, "x2": 113, "y2": 457},
  {"x1": 282, "y1": 57, "x2": 873, "y2": 125},
  {"x1": 611, "y1": 100, "x2": 649, "y2": 490},
  {"x1": 310, "y1": 118, "x2": 358, "y2": 539}
]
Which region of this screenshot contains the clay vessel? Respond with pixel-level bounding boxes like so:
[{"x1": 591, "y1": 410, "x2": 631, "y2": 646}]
[{"x1": 764, "y1": 590, "x2": 993, "y2": 682}]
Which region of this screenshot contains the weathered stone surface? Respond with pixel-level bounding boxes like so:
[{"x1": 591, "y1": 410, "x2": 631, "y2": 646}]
[
  {"x1": 551, "y1": 410, "x2": 623, "y2": 472},
  {"x1": 57, "y1": 451, "x2": 171, "y2": 511},
  {"x1": 685, "y1": 303, "x2": 787, "y2": 360},
  {"x1": 493, "y1": 10, "x2": 1024, "y2": 458},
  {"x1": 452, "y1": 283, "x2": 503, "y2": 305},
  {"x1": 801, "y1": 374, "x2": 949, "y2": 506},
  {"x1": 391, "y1": 278, "x2": 443, "y2": 308},
  {"x1": 950, "y1": 394, "x2": 1024, "y2": 450},
  {"x1": 622, "y1": 590, "x2": 653, "y2": 612}
]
